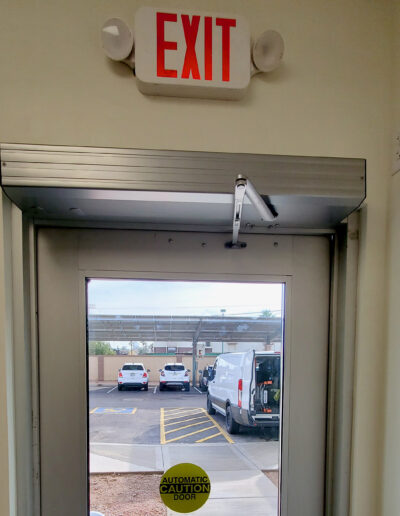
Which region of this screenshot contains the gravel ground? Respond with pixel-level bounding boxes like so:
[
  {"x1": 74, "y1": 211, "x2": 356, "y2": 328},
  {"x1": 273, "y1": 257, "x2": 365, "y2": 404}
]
[{"x1": 90, "y1": 473, "x2": 166, "y2": 516}]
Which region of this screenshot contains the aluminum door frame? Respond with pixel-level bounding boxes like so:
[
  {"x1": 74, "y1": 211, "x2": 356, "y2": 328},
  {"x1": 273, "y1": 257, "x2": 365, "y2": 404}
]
[{"x1": 36, "y1": 228, "x2": 330, "y2": 516}]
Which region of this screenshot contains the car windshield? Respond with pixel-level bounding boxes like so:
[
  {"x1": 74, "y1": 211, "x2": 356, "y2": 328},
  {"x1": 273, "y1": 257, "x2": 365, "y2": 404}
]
[
  {"x1": 165, "y1": 365, "x2": 185, "y2": 371},
  {"x1": 122, "y1": 365, "x2": 144, "y2": 371}
]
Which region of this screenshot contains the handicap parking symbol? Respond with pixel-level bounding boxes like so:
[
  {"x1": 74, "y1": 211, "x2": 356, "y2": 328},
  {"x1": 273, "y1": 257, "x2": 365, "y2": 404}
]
[{"x1": 90, "y1": 407, "x2": 137, "y2": 415}]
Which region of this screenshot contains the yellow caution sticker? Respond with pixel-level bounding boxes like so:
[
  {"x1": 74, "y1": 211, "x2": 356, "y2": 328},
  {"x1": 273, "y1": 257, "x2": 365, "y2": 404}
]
[{"x1": 159, "y1": 463, "x2": 211, "y2": 513}]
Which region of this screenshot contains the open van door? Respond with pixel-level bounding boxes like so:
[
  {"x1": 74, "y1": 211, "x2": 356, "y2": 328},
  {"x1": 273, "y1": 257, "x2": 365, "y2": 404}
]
[
  {"x1": 242, "y1": 349, "x2": 256, "y2": 417},
  {"x1": 253, "y1": 353, "x2": 281, "y2": 426}
]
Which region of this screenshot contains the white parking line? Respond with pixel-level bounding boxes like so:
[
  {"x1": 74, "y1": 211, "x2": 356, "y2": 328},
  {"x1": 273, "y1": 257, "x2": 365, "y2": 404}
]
[
  {"x1": 153, "y1": 386, "x2": 157, "y2": 394},
  {"x1": 194, "y1": 387, "x2": 203, "y2": 394},
  {"x1": 88, "y1": 386, "x2": 109, "y2": 392},
  {"x1": 106, "y1": 386, "x2": 117, "y2": 394}
]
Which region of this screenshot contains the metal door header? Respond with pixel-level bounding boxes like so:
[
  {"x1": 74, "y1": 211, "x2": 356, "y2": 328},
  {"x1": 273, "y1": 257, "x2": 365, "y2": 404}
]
[{"x1": 0, "y1": 143, "x2": 365, "y2": 231}]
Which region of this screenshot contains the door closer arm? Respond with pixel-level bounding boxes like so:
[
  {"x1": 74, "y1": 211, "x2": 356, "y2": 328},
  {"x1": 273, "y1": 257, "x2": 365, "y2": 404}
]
[{"x1": 226, "y1": 175, "x2": 277, "y2": 249}]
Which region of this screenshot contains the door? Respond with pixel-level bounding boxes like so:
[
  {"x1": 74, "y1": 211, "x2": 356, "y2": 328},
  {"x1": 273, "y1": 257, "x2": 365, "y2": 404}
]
[{"x1": 37, "y1": 228, "x2": 330, "y2": 516}]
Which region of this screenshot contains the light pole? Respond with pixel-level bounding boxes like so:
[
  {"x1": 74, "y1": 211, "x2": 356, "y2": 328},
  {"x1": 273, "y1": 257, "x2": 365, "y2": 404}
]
[{"x1": 220, "y1": 309, "x2": 226, "y2": 353}]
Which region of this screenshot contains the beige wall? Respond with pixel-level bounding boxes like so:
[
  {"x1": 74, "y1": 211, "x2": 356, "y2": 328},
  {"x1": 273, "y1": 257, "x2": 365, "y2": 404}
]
[
  {"x1": 383, "y1": 171, "x2": 400, "y2": 516},
  {"x1": 88, "y1": 356, "x2": 98, "y2": 382},
  {"x1": 382, "y1": 2, "x2": 400, "y2": 515},
  {"x1": 0, "y1": 196, "x2": 12, "y2": 515},
  {"x1": 0, "y1": 1, "x2": 396, "y2": 515},
  {"x1": 90, "y1": 355, "x2": 215, "y2": 383}
]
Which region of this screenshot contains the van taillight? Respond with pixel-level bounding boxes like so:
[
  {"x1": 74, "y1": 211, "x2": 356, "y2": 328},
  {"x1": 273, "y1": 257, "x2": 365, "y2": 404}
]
[
  {"x1": 238, "y1": 379, "x2": 243, "y2": 408},
  {"x1": 118, "y1": 372, "x2": 123, "y2": 377},
  {"x1": 143, "y1": 372, "x2": 147, "y2": 378}
]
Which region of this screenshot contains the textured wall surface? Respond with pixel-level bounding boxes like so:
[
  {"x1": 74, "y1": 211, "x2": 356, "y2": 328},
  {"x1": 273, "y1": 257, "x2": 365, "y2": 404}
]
[
  {"x1": 0, "y1": 1, "x2": 395, "y2": 514},
  {"x1": 382, "y1": 2, "x2": 400, "y2": 515}
]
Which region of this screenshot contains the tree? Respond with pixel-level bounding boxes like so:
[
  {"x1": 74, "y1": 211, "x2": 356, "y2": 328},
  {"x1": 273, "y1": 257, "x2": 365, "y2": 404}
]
[
  {"x1": 89, "y1": 341, "x2": 116, "y2": 355},
  {"x1": 137, "y1": 342, "x2": 153, "y2": 354},
  {"x1": 260, "y1": 309, "x2": 279, "y2": 318}
]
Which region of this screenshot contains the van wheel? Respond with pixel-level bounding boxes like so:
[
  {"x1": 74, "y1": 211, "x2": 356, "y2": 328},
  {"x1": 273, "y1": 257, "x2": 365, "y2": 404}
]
[
  {"x1": 159, "y1": 383, "x2": 164, "y2": 391},
  {"x1": 226, "y1": 405, "x2": 240, "y2": 434},
  {"x1": 144, "y1": 384, "x2": 148, "y2": 391},
  {"x1": 118, "y1": 385, "x2": 123, "y2": 391},
  {"x1": 185, "y1": 384, "x2": 190, "y2": 392},
  {"x1": 207, "y1": 395, "x2": 216, "y2": 415}
]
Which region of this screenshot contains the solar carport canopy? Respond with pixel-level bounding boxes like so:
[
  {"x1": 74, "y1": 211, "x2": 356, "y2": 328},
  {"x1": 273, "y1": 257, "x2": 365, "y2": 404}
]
[{"x1": 88, "y1": 315, "x2": 282, "y2": 343}]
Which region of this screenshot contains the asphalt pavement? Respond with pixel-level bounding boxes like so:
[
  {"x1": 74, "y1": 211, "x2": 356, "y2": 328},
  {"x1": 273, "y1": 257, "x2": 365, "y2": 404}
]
[{"x1": 89, "y1": 385, "x2": 278, "y2": 445}]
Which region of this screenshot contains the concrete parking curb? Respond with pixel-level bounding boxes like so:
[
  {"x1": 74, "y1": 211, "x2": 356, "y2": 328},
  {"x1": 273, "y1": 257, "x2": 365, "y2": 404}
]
[{"x1": 90, "y1": 471, "x2": 164, "y2": 476}]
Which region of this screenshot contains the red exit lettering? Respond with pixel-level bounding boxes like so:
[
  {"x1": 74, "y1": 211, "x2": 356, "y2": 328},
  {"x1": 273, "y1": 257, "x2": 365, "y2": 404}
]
[{"x1": 156, "y1": 12, "x2": 236, "y2": 82}]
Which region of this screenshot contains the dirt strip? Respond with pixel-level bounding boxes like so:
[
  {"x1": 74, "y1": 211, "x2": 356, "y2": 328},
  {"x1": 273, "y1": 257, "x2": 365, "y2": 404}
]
[
  {"x1": 90, "y1": 473, "x2": 166, "y2": 516},
  {"x1": 263, "y1": 470, "x2": 279, "y2": 488}
]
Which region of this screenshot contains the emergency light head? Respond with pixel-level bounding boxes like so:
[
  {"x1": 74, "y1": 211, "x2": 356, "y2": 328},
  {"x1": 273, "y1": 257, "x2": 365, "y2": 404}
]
[
  {"x1": 101, "y1": 18, "x2": 135, "y2": 68},
  {"x1": 251, "y1": 30, "x2": 285, "y2": 75}
]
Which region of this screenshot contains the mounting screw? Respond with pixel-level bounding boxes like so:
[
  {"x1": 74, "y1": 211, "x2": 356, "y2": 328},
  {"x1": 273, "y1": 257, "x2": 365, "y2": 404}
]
[
  {"x1": 168, "y1": 238, "x2": 174, "y2": 244},
  {"x1": 394, "y1": 130, "x2": 400, "y2": 173},
  {"x1": 201, "y1": 242, "x2": 207, "y2": 247},
  {"x1": 273, "y1": 242, "x2": 278, "y2": 247}
]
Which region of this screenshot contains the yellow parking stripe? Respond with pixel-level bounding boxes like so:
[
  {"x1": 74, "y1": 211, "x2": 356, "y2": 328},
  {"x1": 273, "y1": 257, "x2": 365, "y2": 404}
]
[
  {"x1": 90, "y1": 407, "x2": 98, "y2": 414},
  {"x1": 164, "y1": 415, "x2": 208, "y2": 427},
  {"x1": 163, "y1": 408, "x2": 193, "y2": 414},
  {"x1": 165, "y1": 425, "x2": 215, "y2": 443},
  {"x1": 165, "y1": 420, "x2": 210, "y2": 435},
  {"x1": 160, "y1": 407, "x2": 235, "y2": 444},
  {"x1": 160, "y1": 408, "x2": 166, "y2": 445},
  {"x1": 165, "y1": 409, "x2": 202, "y2": 419},
  {"x1": 195, "y1": 432, "x2": 222, "y2": 443},
  {"x1": 164, "y1": 406, "x2": 201, "y2": 413},
  {"x1": 164, "y1": 412, "x2": 204, "y2": 421},
  {"x1": 201, "y1": 408, "x2": 235, "y2": 444}
]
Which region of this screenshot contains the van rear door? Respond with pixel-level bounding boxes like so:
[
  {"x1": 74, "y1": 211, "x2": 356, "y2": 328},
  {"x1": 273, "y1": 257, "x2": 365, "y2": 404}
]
[
  {"x1": 254, "y1": 354, "x2": 281, "y2": 422},
  {"x1": 242, "y1": 350, "x2": 255, "y2": 414}
]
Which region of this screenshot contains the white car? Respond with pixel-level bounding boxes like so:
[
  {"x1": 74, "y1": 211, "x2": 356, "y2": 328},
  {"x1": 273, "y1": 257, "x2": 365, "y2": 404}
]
[
  {"x1": 118, "y1": 363, "x2": 149, "y2": 391},
  {"x1": 159, "y1": 363, "x2": 190, "y2": 391}
]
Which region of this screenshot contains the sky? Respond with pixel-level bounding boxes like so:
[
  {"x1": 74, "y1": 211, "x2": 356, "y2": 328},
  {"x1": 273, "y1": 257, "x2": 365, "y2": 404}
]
[{"x1": 87, "y1": 279, "x2": 283, "y2": 318}]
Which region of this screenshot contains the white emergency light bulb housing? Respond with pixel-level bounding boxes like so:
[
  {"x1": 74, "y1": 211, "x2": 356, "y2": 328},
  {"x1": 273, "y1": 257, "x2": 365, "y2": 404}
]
[
  {"x1": 101, "y1": 18, "x2": 135, "y2": 68},
  {"x1": 251, "y1": 30, "x2": 285, "y2": 75}
]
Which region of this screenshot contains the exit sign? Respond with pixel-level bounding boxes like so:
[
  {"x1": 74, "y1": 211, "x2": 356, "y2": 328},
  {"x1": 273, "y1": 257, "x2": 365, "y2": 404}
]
[{"x1": 134, "y1": 7, "x2": 251, "y2": 100}]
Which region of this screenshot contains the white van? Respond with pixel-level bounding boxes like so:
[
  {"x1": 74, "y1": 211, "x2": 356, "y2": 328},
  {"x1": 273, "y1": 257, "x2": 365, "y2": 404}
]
[{"x1": 207, "y1": 351, "x2": 281, "y2": 434}]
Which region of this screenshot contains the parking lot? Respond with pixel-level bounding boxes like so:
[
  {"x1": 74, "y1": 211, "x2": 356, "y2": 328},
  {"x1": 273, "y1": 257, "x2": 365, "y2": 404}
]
[
  {"x1": 89, "y1": 385, "x2": 278, "y2": 445},
  {"x1": 89, "y1": 384, "x2": 280, "y2": 514}
]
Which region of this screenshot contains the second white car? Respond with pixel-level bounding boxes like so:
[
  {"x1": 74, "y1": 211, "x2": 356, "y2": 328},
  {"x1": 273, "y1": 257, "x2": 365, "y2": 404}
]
[{"x1": 159, "y1": 363, "x2": 190, "y2": 391}]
